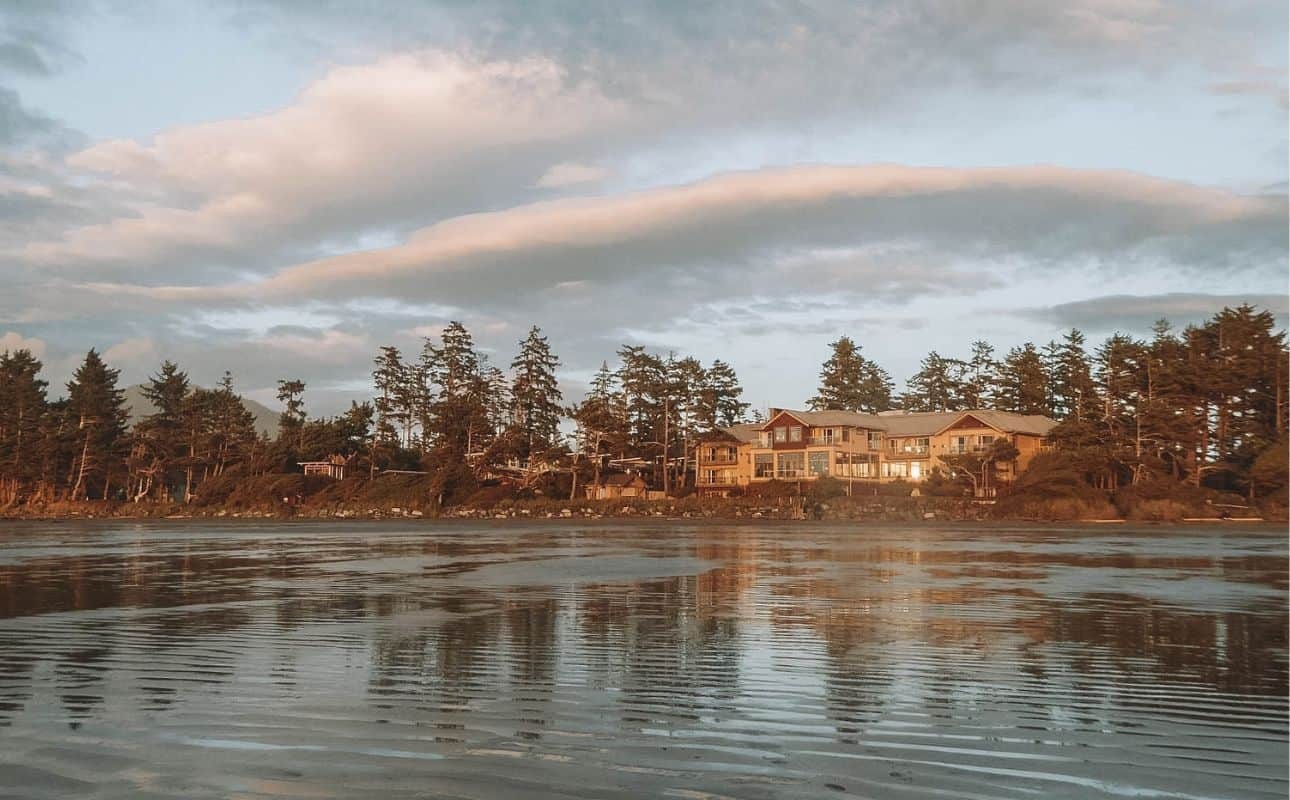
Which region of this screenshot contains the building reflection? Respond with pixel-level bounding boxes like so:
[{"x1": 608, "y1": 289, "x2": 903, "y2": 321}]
[{"x1": 0, "y1": 524, "x2": 1284, "y2": 745}]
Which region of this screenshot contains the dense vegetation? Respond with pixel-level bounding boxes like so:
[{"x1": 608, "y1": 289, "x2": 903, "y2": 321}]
[{"x1": 0, "y1": 305, "x2": 1284, "y2": 517}]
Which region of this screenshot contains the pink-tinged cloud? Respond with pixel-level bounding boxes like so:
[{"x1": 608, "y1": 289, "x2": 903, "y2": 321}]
[
  {"x1": 72, "y1": 163, "x2": 1286, "y2": 307},
  {"x1": 24, "y1": 53, "x2": 628, "y2": 268},
  {"x1": 0, "y1": 331, "x2": 48, "y2": 358}
]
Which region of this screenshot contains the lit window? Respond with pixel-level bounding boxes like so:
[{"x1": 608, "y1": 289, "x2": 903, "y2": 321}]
[
  {"x1": 809, "y1": 451, "x2": 829, "y2": 476},
  {"x1": 775, "y1": 427, "x2": 787, "y2": 443}
]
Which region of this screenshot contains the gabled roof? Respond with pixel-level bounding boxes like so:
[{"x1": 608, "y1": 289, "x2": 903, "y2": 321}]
[
  {"x1": 759, "y1": 409, "x2": 887, "y2": 430},
  {"x1": 879, "y1": 409, "x2": 1056, "y2": 437},
  {"x1": 754, "y1": 408, "x2": 1057, "y2": 437},
  {"x1": 722, "y1": 423, "x2": 764, "y2": 443},
  {"x1": 602, "y1": 473, "x2": 648, "y2": 487},
  {"x1": 697, "y1": 423, "x2": 763, "y2": 444}
]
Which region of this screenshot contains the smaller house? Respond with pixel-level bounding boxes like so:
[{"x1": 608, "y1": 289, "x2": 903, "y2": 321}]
[
  {"x1": 300, "y1": 454, "x2": 350, "y2": 480},
  {"x1": 585, "y1": 473, "x2": 649, "y2": 501}
]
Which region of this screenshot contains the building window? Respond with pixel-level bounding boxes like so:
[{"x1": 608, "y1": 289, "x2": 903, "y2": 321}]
[
  {"x1": 980, "y1": 435, "x2": 995, "y2": 447},
  {"x1": 836, "y1": 453, "x2": 877, "y2": 478},
  {"x1": 777, "y1": 452, "x2": 805, "y2": 478},
  {"x1": 754, "y1": 453, "x2": 774, "y2": 478},
  {"x1": 809, "y1": 451, "x2": 829, "y2": 477},
  {"x1": 774, "y1": 427, "x2": 787, "y2": 443},
  {"x1": 789, "y1": 425, "x2": 803, "y2": 442},
  {"x1": 910, "y1": 461, "x2": 927, "y2": 480},
  {"x1": 883, "y1": 461, "x2": 908, "y2": 478},
  {"x1": 869, "y1": 431, "x2": 882, "y2": 449},
  {"x1": 841, "y1": 428, "x2": 850, "y2": 442},
  {"x1": 821, "y1": 428, "x2": 835, "y2": 444}
]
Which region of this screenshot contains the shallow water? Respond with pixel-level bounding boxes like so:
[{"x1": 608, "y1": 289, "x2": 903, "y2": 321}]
[{"x1": 0, "y1": 520, "x2": 1285, "y2": 799}]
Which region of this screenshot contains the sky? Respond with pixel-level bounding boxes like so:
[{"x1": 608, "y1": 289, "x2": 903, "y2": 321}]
[{"x1": 1, "y1": 0, "x2": 1286, "y2": 414}]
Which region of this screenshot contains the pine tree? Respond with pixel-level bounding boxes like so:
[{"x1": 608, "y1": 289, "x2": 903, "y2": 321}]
[
  {"x1": 616, "y1": 345, "x2": 665, "y2": 447},
  {"x1": 372, "y1": 346, "x2": 409, "y2": 447},
  {"x1": 509, "y1": 326, "x2": 564, "y2": 457},
  {"x1": 424, "y1": 322, "x2": 491, "y2": 457},
  {"x1": 133, "y1": 360, "x2": 190, "y2": 500},
  {"x1": 1137, "y1": 321, "x2": 1195, "y2": 479},
  {"x1": 276, "y1": 379, "x2": 307, "y2": 450},
  {"x1": 1050, "y1": 329, "x2": 1099, "y2": 422},
  {"x1": 208, "y1": 371, "x2": 258, "y2": 478},
  {"x1": 902, "y1": 351, "x2": 966, "y2": 412},
  {"x1": 961, "y1": 340, "x2": 997, "y2": 408},
  {"x1": 995, "y1": 343, "x2": 1050, "y2": 415},
  {"x1": 698, "y1": 359, "x2": 749, "y2": 428},
  {"x1": 570, "y1": 362, "x2": 629, "y2": 486},
  {"x1": 0, "y1": 349, "x2": 48, "y2": 505},
  {"x1": 66, "y1": 350, "x2": 129, "y2": 501},
  {"x1": 809, "y1": 337, "x2": 894, "y2": 413}
]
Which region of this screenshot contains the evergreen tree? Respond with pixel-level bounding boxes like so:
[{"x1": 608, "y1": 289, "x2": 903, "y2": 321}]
[
  {"x1": 616, "y1": 345, "x2": 666, "y2": 447},
  {"x1": 570, "y1": 362, "x2": 629, "y2": 485},
  {"x1": 995, "y1": 343, "x2": 1050, "y2": 415},
  {"x1": 424, "y1": 322, "x2": 491, "y2": 457},
  {"x1": 0, "y1": 349, "x2": 48, "y2": 505},
  {"x1": 371, "y1": 346, "x2": 410, "y2": 447},
  {"x1": 132, "y1": 361, "x2": 190, "y2": 500},
  {"x1": 66, "y1": 350, "x2": 129, "y2": 500},
  {"x1": 509, "y1": 326, "x2": 564, "y2": 456},
  {"x1": 809, "y1": 336, "x2": 894, "y2": 413},
  {"x1": 902, "y1": 351, "x2": 966, "y2": 412},
  {"x1": 276, "y1": 379, "x2": 307, "y2": 450},
  {"x1": 208, "y1": 371, "x2": 258, "y2": 478},
  {"x1": 697, "y1": 359, "x2": 749, "y2": 428},
  {"x1": 961, "y1": 340, "x2": 997, "y2": 408},
  {"x1": 1050, "y1": 329, "x2": 1099, "y2": 422}
]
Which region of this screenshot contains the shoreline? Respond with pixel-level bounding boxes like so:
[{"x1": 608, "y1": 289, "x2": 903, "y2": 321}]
[{"x1": 2, "y1": 502, "x2": 1281, "y2": 526}]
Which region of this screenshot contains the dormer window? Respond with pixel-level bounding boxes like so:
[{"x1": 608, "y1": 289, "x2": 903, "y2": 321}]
[
  {"x1": 774, "y1": 427, "x2": 787, "y2": 443},
  {"x1": 789, "y1": 426, "x2": 803, "y2": 442}
]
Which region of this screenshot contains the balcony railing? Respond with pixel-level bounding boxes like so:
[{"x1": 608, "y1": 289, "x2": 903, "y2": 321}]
[
  {"x1": 698, "y1": 476, "x2": 738, "y2": 486},
  {"x1": 947, "y1": 445, "x2": 992, "y2": 455},
  {"x1": 890, "y1": 446, "x2": 929, "y2": 456},
  {"x1": 776, "y1": 468, "x2": 806, "y2": 479}
]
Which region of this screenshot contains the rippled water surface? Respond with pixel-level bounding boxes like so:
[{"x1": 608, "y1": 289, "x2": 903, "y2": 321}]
[{"x1": 0, "y1": 520, "x2": 1286, "y2": 799}]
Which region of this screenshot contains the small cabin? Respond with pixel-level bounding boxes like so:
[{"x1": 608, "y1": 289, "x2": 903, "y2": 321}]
[
  {"x1": 585, "y1": 473, "x2": 649, "y2": 501},
  {"x1": 300, "y1": 454, "x2": 349, "y2": 480}
]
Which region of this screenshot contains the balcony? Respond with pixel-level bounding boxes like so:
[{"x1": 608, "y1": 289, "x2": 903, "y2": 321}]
[
  {"x1": 946, "y1": 445, "x2": 992, "y2": 455},
  {"x1": 698, "y1": 476, "x2": 738, "y2": 486},
  {"x1": 890, "y1": 446, "x2": 929, "y2": 456}
]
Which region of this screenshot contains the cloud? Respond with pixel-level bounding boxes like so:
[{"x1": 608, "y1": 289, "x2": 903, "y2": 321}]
[
  {"x1": 23, "y1": 52, "x2": 630, "y2": 273},
  {"x1": 255, "y1": 327, "x2": 369, "y2": 363},
  {"x1": 535, "y1": 161, "x2": 609, "y2": 188},
  {"x1": 103, "y1": 336, "x2": 158, "y2": 367},
  {"x1": 1209, "y1": 80, "x2": 1290, "y2": 110},
  {"x1": 74, "y1": 163, "x2": 1286, "y2": 308},
  {"x1": 1023, "y1": 292, "x2": 1290, "y2": 332},
  {"x1": 0, "y1": 2, "x2": 84, "y2": 78},
  {"x1": 0, "y1": 330, "x2": 47, "y2": 357}
]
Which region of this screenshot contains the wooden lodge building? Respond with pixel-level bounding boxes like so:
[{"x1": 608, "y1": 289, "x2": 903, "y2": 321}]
[{"x1": 695, "y1": 408, "x2": 1055, "y2": 496}]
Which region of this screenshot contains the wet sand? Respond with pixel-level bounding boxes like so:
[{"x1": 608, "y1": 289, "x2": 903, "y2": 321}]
[{"x1": 0, "y1": 520, "x2": 1285, "y2": 799}]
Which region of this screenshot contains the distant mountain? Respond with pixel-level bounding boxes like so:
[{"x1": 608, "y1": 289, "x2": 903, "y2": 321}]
[{"x1": 121, "y1": 384, "x2": 279, "y2": 438}]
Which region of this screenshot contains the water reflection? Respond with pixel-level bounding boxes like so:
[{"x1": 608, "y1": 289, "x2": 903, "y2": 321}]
[{"x1": 0, "y1": 521, "x2": 1285, "y2": 799}]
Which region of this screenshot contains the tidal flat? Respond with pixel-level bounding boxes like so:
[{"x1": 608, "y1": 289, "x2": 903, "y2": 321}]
[{"x1": 0, "y1": 520, "x2": 1285, "y2": 799}]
